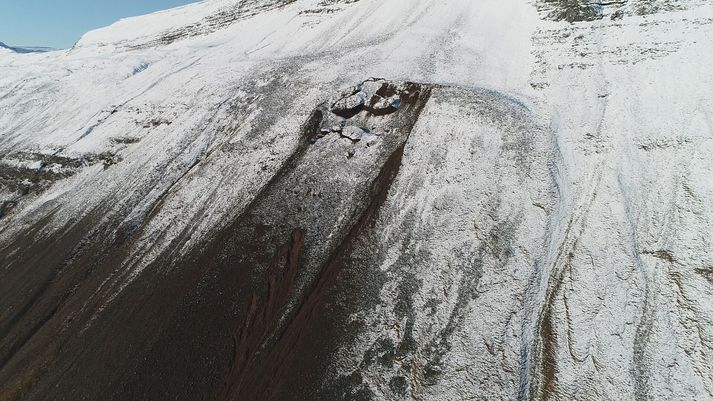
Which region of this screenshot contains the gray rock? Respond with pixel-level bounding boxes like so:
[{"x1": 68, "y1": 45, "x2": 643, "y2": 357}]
[{"x1": 340, "y1": 125, "x2": 367, "y2": 141}]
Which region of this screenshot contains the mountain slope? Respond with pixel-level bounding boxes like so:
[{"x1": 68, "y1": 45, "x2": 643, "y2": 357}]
[{"x1": 1, "y1": 0, "x2": 712, "y2": 400}]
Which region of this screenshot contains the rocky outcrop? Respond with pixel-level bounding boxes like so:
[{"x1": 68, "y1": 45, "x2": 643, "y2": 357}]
[{"x1": 536, "y1": 0, "x2": 707, "y2": 21}]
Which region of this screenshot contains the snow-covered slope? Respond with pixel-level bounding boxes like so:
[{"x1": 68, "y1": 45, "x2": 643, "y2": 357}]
[{"x1": 1, "y1": 0, "x2": 712, "y2": 400}]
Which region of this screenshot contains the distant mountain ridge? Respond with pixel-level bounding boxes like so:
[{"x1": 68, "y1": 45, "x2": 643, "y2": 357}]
[{"x1": 0, "y1": 41, "x2": 56, "y2": 53}]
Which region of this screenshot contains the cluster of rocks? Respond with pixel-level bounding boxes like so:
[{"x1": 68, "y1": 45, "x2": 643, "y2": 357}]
[{"x1": 312, "y1": 78, "x2": 414, "y2": 160}]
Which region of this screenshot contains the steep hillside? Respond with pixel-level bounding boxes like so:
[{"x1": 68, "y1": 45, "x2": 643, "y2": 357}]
[{"x1": 1, "y1": 0, "x2": 712, "y2": 400}]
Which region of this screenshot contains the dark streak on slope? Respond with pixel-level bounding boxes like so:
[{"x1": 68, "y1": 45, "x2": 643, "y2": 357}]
[
  {"x1": 537, "y1": 252, "x2": 572, "y2": 401},
  {"x1": 217, "y1": 82, "x2": 431, "y2": 401},
  {"x1": 103, "y1": 80, "x2": 430, "y2": 401},
  {"x1": 530, "y1": 171, "x2": 602, "y2": 401},
  {"x1": 0, "y1": 202, "x2": 141, "y2": 401},
  {"x1": 0, "y1": 80, "x2": 340, "y2": 401},
  {"x1": 228, "y1": 133, "x2": 417, "y2": 401}
]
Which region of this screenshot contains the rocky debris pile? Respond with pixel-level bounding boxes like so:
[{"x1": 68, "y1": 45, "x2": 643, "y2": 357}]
[
  {"x1": 311, "y1": 79, "x2": 424, "y2": 159},
  {"x1": 330, "y1": 78, "x2": 406, "y2": 118}
]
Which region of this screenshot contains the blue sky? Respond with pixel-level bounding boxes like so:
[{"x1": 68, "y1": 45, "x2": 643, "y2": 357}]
[{"x1": 0, "y1": 0, "x2": 199, "y2": 49}]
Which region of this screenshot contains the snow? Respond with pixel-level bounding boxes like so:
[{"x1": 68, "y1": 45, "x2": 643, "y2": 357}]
[{"x1": 1, "y1": 0, "x2": 713, "y2": 399}]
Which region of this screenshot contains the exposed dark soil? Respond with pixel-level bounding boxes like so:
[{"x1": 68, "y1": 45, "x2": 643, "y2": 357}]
[{"x1": 0, "y1": 80, "x2": 431, "y2": 401}]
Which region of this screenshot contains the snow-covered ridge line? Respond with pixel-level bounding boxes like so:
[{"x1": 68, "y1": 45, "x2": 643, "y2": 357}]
[{"x1": 72, "y1": 0, "x2": 349, "y2": 50}]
